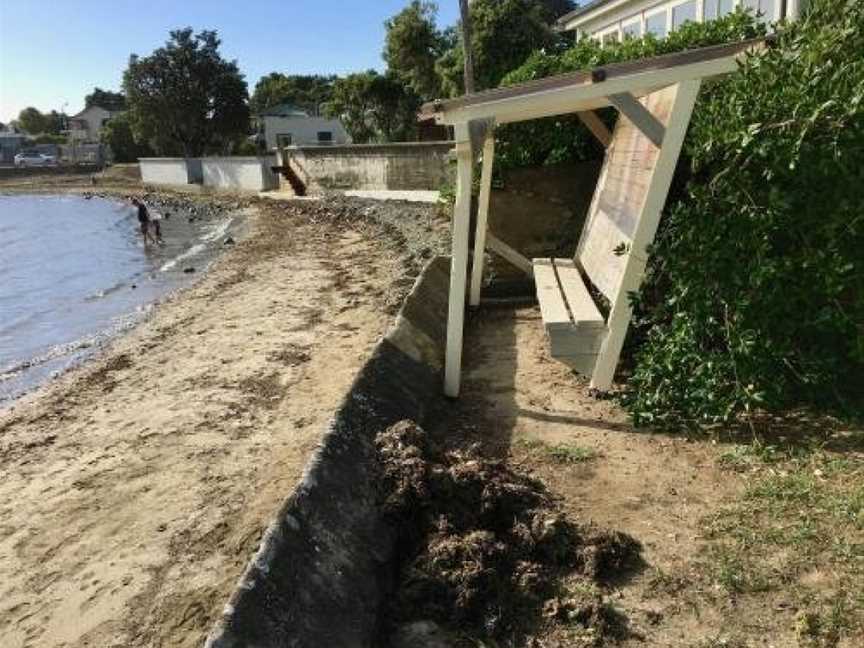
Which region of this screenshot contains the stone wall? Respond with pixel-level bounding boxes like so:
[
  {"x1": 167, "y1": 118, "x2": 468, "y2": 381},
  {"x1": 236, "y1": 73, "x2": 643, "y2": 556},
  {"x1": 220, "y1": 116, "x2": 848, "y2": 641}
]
[{"x1": 281, "y1": 142, "x2": 453, "y2": 193}]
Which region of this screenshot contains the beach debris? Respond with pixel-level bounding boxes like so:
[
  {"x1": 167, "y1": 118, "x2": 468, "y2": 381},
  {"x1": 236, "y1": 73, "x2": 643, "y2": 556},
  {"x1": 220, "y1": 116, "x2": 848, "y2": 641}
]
[
  {"x1": 376, "y1": 420, "x2": 641, "y2": 645},
  {"x1": 223, "y1": 236, "x2": 235, "y2": 246},
  {"x1": 183, "y1": 267, "x2": 196, "y2": 274}
]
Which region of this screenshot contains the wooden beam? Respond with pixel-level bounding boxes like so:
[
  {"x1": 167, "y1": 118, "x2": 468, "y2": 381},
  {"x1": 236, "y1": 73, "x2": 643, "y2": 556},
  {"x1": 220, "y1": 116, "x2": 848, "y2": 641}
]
[
  {"x1": 577, "y1": 111, "x2": 612, "y2": 147},
  {"x1": 444, "y1": 123, "x2": 474, "y2": 398},
  {"x1": 607, "y1": 92, "x2": 666, "y2": 148},
  {"x1": 590, "y1": 80, "x2": 701, "y2": 392},
  {"x1": 469, "y1": 129, "x2": 496, "y2": 306},
  {"x1": 487, "y1": 232, "x2": 533, "y2": 277}
]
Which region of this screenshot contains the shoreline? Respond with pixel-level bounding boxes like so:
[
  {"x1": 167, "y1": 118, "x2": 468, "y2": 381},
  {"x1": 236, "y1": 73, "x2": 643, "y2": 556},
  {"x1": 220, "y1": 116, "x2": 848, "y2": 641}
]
[
  {"x1": 0, "y1": 180, "x2": 445, "y2": 647},
  {"x1": 0, "y1": 187, "x2": 252, "y2": 413}
]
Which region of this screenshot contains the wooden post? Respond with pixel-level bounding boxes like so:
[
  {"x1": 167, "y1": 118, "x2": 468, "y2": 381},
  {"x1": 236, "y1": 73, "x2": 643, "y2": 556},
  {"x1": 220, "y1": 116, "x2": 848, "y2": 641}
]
[
  {"x1": 590, "y1": 79, "x2": 701, "y2": 391},
  {"x1": 469, "y1": 130, "x2": 495, "y2": 306},
  {"x1": 444, "y1": 122, "x2": 474, "y2": 397}
]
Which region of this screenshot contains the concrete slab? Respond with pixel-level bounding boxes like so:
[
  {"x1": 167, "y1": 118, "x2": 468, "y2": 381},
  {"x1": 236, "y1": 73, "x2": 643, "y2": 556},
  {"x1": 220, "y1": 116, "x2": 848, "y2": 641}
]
[{"x1": 343, "y1": 190, "x2": 441, "y2": 203}]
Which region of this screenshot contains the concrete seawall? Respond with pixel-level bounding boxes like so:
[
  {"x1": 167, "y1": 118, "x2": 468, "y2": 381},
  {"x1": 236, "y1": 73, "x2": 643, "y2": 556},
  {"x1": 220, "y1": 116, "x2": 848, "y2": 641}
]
[{"x1": 205, "y1": 256, "x2": 450, "y2": 648}]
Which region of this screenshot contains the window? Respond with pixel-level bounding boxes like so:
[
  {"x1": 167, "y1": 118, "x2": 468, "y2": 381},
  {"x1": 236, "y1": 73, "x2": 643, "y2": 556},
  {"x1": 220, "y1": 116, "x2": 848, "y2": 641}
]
[
  {"x1": 646, "y1": 11, "x2": 667, "y2": 38},
  {"x1": 601, "y1": 30, "x2": 619, "y2": 46},
  {"x1": 743, "y1": 0, "x2": 776, "y2": 22},
  {"x1": 317, "y1": 131, "x2": 333, "y2": 144},
  {"x1": 622, "y1": 20, "x2": 642, "y2": 39},
  {"x1": 705, "y1": 0, "x2": 736, "y2": 19},
  {"x1": 672, "y1": 1, "x2": 698, "y2": 29},
  {"x1": 719, "y1": 0, "x2": 735, "y2": 16},
  {"x1": 276, "y1": 133, "x2": 293, "y2": 147}
]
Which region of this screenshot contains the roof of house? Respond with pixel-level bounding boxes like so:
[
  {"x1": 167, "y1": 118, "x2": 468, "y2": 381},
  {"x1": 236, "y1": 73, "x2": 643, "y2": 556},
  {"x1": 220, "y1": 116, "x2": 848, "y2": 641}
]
[
  {"x1": 556, "y1": 0, "x2": 616, "y2": 27},
  {"x1": 256, "y1": 103, "x2": 310, "y2": 118},
  {"x1": 70, "y1": 104, "x2": 122, "y2": 119}
]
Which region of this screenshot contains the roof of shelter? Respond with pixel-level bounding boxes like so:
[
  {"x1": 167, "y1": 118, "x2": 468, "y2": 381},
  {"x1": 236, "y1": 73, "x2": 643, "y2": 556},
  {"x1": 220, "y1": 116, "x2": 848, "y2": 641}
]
[
  {"x1": 555, "y1": 0, "x2": 615, "y2": 27},
  {"x1": 419, "y1": 38, "x2": 763, "y2": 126}
]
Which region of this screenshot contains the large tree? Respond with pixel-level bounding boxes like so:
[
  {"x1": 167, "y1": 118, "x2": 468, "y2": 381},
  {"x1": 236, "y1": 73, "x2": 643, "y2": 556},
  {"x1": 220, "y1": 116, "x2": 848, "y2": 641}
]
[
  {"x1": 101, "y1": 113, "x2": 151, "y2": 162},
  {"x1": 123, "y1": 29, "x2": 250, "y2": 156},
  {"x1": 438, "y1": 0, "x2": 565, "y2": 96},
  {"x1": 16, "y1": 107, "x2": 64, "y2": 135},
  {"x1": 249, "y1": 73, "x2": 337, "y2": 115},
  {"x1": 85, "y1": 88, "x2": 126, "y2": 111},
  {"x1": 325, "y1": 71, "x2": 420, "y2": 143},
  {"x1": 383, "y1": 1, "x2": 448, "y2": 99}
]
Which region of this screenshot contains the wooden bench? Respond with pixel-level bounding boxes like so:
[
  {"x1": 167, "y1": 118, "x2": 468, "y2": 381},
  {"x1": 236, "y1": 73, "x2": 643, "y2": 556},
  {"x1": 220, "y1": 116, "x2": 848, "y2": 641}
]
[
  {"x1": 531, "y1": 84, "x2": 693, "y2": 390},
  {"x1": 420, "y1": 40, "x2": 759, "y2": 396}
]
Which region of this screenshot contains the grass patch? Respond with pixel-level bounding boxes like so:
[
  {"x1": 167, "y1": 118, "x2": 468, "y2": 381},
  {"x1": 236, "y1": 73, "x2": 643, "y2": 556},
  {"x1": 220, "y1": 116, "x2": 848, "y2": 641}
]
[
  {"x1": 515, "y1": 438, "x2": 599, "y2": 464},
  {"x1": 700, "y1": 439, "x2": 864, "y2": 643}
]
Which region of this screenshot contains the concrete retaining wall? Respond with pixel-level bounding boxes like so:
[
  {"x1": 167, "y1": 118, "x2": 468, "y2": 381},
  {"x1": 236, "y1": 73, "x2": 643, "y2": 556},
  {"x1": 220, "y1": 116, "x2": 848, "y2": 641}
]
[
  {"x1": 281, "y1": 142, "x2": 453, "y2": 193},
  {"x1": 140, "y1": 158, "x2": 203, "y2": 185},
  {"x1": 205, "y1": 256, "x2": 450, "y2": 648},
  {"x1": 201, "y1": 156, "x2": 279, "y2": 192}
]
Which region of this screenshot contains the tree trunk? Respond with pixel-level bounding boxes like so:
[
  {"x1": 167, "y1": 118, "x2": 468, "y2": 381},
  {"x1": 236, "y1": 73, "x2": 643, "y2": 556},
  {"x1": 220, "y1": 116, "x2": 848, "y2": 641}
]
[{"x1": 459, "y1": 0, "x2": 476, "y2": 94}]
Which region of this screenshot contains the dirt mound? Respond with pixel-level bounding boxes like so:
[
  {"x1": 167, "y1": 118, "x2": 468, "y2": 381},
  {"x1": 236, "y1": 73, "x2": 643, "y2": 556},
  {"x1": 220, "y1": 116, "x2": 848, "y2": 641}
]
[{"x1": 376, "y1": 421, "x2": 642, "y2": 647}]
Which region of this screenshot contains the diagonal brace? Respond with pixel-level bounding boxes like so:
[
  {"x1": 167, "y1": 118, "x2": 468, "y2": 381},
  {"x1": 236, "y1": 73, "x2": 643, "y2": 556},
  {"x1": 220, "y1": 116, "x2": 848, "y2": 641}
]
[{"x1": 607, "y1": 93, "x2": 666, "y2": 147}]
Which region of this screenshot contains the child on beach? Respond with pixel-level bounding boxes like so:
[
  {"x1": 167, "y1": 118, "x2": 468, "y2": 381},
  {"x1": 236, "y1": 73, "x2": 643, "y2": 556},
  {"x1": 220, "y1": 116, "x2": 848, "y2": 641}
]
[{"x1": 131, "y1": 198, "x2": 163, "y2": 246}]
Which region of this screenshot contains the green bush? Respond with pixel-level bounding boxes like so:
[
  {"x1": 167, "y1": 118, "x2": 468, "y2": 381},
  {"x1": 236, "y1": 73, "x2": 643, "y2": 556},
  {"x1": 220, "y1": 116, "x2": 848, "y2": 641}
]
[{"x1": 501, "y1": 3, "x2": 864, "y2": 426}]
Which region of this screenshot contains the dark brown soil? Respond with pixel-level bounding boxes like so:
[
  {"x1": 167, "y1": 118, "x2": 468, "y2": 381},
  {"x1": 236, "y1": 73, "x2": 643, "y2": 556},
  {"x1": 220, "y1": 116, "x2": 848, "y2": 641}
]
[{"x1": 376, "y1": 420, "x2": 643, "y2": 647}]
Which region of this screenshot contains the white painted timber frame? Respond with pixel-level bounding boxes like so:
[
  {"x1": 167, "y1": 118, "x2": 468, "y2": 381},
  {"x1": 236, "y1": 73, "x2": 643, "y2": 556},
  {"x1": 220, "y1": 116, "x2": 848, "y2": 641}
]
[{"x1": 425, "y1": 40, "x2": 762, "y2": 397}]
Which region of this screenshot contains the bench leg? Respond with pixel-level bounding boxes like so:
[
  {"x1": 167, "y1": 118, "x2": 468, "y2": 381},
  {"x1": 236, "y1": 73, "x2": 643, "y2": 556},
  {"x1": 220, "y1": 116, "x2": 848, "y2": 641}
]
[
  {"x1": 444, "y1": 123, "x2": 474, "y2": 397},
  {"x1": 469, "y1": 131, "x2": 495, "y2": 307}
]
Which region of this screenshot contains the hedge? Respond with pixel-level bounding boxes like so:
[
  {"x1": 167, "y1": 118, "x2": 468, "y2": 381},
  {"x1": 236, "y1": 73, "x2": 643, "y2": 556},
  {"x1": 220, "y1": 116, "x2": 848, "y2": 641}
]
[{"x1": 500, "y1": 3, "x2": 864, "y2": 427}]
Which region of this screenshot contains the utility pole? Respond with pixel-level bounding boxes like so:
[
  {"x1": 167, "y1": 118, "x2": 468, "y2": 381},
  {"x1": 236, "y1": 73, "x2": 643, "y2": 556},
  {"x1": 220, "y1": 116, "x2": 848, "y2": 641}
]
[{"x1": 459, "y1": 0, "x2": 475, "y2": 94}]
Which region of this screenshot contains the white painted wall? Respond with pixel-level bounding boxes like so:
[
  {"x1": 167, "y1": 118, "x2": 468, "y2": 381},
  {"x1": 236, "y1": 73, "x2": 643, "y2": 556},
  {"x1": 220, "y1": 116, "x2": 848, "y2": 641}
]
[
  {"x1": 261, "y1": 115, "x2": 350, "y2": 150},
  {"x1": 140, "y1": 158, "x2": 203, "y2": 185},
  {"x1": 201, "y1": 157, "x2": 278, "y2": 192},
  {"x1": 561, "y1": 0, "x2": 806, "y2": 42}
]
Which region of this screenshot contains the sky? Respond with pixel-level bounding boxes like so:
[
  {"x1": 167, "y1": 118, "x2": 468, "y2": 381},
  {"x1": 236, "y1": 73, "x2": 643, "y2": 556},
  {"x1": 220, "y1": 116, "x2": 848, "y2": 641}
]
[{"x1": 0, "y1": 0, "x2": 461, "y2": 123}]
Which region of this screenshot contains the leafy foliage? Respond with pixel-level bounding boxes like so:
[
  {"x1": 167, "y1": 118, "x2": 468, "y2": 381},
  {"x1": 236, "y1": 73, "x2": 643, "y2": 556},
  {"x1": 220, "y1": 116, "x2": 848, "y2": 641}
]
[
  {"x1": 84, "y1": 88, "x2": 126, "y2": 111},
  {"x1": 123, "y1": 29, "x2": 250, "y2": 156},
  {"x1": 502, "y1": 5, "x2": 864, "y2": 425},
  {"x1": 101, "y1": 113, "x2": 151, "y2": 162},
  {"x1": 16, "y1": 107, "x2": 65, "y2": 135},
  {"x1": 249, "y1": 73, "x2": 336, "y2": 115},
  {"x1": 384, "y1": 1, "x2": 448, "y2": 99},
  {"x1": 325, "y1": 71, "x2": 420, "y2": 143},
  {"x1": 626, "y1": 1, "x2": 864, "y2": 425},
  {"x1": 437, "y1": 0, "x2": 566, "y2": 96}
]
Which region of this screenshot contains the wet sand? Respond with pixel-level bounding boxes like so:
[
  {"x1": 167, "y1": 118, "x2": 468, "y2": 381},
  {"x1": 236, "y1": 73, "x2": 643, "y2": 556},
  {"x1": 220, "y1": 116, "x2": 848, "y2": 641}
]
[{"x1": 0, "y1": 193, "x2": 419, "y2": 647}]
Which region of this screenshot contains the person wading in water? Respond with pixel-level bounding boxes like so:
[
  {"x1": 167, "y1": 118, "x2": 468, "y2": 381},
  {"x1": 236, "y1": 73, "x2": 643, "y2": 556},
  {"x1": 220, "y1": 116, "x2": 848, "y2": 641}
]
[{"x1": 131, "y1": 197, "x2": 163, "y2": 246}]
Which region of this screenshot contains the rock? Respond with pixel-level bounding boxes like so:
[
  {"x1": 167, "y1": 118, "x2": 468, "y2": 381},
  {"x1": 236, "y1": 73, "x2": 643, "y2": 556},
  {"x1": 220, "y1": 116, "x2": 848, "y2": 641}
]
[
  {"x1": 183, "y1": 267, "x2": 196, "y2": 274},
  {"x1": 223, "y1": 236, "x2": 235, "y2": 246}
]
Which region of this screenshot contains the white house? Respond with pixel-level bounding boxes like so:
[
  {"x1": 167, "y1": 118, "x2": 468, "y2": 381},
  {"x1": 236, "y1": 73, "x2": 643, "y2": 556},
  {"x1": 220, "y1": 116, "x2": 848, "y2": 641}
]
[
  {"x1": 67, "y1": 105, "x2": 122, "y2": 143},
  {"x1": 256, "y1": 103, "x2": 350, "y2": 151},
  {"x1": 557, "y1": 0, "x2": 807, "y2": 44}
]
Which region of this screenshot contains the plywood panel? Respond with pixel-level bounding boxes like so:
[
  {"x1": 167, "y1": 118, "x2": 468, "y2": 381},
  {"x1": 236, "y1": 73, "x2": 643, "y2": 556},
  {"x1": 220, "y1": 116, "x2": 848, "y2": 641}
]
[{"x1": 577, "y1": 85, "x2": 678, "y2": 302}]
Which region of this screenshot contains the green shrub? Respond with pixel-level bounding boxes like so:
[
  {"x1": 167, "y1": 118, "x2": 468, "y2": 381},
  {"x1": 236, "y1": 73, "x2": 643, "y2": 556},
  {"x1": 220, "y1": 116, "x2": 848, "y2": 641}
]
[{"x1": 500, "y1": 3, "x2": 864, "y2": 426}]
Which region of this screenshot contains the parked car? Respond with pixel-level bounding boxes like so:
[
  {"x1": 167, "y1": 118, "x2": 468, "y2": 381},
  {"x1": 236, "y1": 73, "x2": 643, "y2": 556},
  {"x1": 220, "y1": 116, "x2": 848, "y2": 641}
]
[{"x1": 14, "y1": 151, "x2": 58, "y2": 167}]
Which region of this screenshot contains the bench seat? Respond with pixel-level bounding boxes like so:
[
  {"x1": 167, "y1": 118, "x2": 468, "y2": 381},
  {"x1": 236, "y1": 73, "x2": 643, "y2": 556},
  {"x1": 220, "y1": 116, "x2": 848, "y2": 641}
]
[{"x1": 533, "y1": 258, "x2": 607, "y2": 374}]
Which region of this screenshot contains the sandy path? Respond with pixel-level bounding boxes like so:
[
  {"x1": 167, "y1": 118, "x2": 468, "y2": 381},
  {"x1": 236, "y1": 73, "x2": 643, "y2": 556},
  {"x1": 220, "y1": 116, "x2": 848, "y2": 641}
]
[{"x1": 0, "y1": 202, "x2": 408, "y2": 647}]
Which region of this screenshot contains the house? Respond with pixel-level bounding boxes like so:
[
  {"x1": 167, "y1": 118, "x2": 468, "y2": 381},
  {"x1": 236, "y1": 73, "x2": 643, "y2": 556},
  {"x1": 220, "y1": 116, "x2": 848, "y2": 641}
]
[
  {"x1": 67, "y1": 104, "x2": 122, "y2": 143},
  {"x1": 557, "y1": 0, "x2": 807, "y2": 44},
  {"x1": 256, "y1": 103, "x2": 350, "y2": 151},
  {"x1": 0, "y1": 132, "x2": 31, "y2": 163}
]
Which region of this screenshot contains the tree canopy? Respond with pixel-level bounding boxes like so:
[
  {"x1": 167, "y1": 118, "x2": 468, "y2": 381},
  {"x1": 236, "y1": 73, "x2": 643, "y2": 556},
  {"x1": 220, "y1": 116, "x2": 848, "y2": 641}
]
[
  {"x1": 325, "y1": 71, "x2": 420, "y2": 143},
  {"x1": 123, "y1": 29, "x2": 250, "y2": 156},
  {"x1": 383, "y1": 1, "x2": 448, "y2": 99},
  {"x1": 249, "y1": 73, "x2": 337, "y2": 115},
  {"x1": 16, "y1": 107, "x2": 65, "y2": 135},
  {"x1": 84, "y1": 88, "x2": 126, "y2": 111}
]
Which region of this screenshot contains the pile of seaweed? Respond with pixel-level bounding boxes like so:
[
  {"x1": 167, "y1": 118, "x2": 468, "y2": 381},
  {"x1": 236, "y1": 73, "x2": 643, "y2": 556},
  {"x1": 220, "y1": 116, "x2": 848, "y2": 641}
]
[{"x1": 376, "y1": 421, "x2": 642, "y2": 647}]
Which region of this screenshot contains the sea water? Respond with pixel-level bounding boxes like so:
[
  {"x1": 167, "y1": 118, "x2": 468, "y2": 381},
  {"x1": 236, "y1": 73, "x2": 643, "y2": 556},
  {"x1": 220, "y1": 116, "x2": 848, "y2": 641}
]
[{"x1": 0, "y1": 194, "x2": 237, "y2": 404}]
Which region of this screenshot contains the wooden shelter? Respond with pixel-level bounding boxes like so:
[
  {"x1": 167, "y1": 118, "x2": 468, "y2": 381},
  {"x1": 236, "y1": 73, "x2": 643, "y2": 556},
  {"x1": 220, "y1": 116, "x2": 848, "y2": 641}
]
[{"x1": 419, "y1": 39, "x2": 761, "y2": 397}]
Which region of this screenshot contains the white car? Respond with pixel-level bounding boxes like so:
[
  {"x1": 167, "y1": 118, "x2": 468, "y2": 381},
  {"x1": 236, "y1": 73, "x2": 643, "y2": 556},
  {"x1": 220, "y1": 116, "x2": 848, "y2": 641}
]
[{"x1": 14, "y1": 151, "x2": 58, "y2": 168}]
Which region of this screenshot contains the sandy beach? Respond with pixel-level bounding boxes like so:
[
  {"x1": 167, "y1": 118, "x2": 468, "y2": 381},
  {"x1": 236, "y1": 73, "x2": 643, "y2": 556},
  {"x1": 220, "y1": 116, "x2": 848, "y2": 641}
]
[{"x1": 0, "y1": 187, "x2": 434, "y2": 647}]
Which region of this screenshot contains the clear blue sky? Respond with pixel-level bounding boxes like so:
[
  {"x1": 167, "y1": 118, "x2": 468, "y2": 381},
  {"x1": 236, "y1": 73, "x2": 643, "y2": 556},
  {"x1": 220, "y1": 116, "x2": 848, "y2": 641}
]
[{"x1": 0, "y1": 0, "x2": 461, "y2": 123}]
